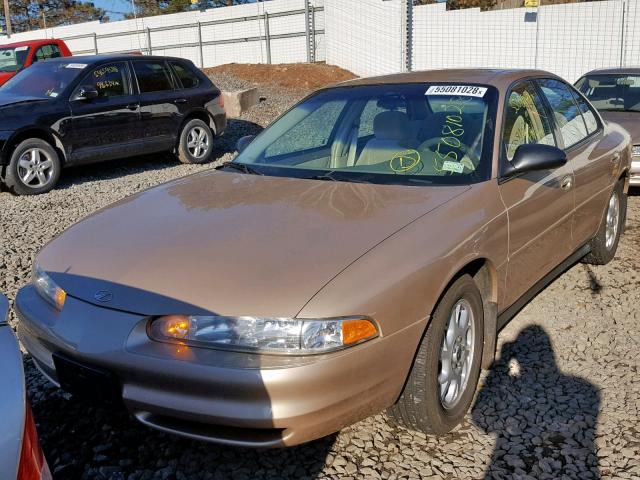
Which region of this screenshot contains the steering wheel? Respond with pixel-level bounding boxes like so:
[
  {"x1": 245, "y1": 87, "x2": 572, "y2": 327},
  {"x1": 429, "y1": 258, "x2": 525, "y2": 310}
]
[{"x1": 418, "y1": 138, "x2": 481, "y2": 175}]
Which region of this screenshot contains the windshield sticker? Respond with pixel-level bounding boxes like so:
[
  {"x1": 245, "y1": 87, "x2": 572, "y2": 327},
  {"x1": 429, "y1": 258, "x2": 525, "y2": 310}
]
[
  {"x1": 15, "y1": 46, "x2": 29, "y2": 52},
  {"x1": 65, "y1": 63, "x2": 88, "y2": 69},
  {"x1": 442, "y1": 160, "x2": 464, "y2": 174},
  {"x1": 48, "y1": 92, "x2": 59, "y2": 98},
  {"x1": 426, "y1": 85, "x2": 487, "y2": 98}
]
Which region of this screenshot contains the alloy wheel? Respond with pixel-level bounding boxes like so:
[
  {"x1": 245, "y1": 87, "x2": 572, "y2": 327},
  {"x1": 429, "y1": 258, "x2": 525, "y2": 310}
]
[
  {"x1": 439, "y1": 299, "x2": 475, "y2": 410},
  {"x1": 17, "y1": 148, "x2": 55, "y2": 188},
  {"x1": 187, "y1": 126, "x2": 210, "y2": 160},
  {"x1": 605, "y1": 192, "x2": 620, "y2": 251}
]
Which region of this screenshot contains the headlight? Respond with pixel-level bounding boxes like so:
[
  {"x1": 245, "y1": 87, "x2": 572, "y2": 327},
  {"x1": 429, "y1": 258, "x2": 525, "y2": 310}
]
[
  {"x1": 632, "y1": 145, "x2": 640, "y2": 157},
  {"x1": 148, "y1": 315, "x2": 378, "y2": 354},
  {"x1": 32, "y1": 264, "x2": 66, "y2": 310}
]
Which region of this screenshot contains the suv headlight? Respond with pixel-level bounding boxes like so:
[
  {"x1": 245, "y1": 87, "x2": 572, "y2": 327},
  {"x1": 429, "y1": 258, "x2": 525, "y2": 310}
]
[
  {"x1": 148, "y1": 315, "x2": 378, "y2": 354},
  {"x1": 32, "y1": 264, "x2": 66, "y2": 310},
  {"x1": 632, "y1": 145, "x2": 640, "y2": 157}
]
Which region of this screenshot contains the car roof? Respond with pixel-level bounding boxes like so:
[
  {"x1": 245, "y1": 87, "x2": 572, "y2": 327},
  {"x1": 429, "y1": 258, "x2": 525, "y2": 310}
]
[
  {"x1": 41, "y1": 54, "x2": 190, "y2": 65},
  {"x1": 0, "y1": 38, "x2": 65, "y2": 49},
  {"x1": 580, "y1": 67, "x2": 640, "y2": 77},
  {"x1": 334, "y1": 69, "x2": 563, "y2": 91}
]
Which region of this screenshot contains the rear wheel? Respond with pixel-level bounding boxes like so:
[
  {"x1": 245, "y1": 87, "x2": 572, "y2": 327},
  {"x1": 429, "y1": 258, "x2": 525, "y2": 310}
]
[
  {"x1": 4, "y1": 139, "x2": 61, "y2": 195},
  {"x1": 582, "y1": 181, "x2": 626, "y2": 265},
  {"x1": 176, "y1": 119, "x2": 214, "y2": 164},
  {"x1": 388, "y1": 274, "x2": 484, "y2": 434}
]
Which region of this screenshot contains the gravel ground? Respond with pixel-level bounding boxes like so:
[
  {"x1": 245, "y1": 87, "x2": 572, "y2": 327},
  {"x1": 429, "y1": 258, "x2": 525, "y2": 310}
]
[{"x1": 1, "y1": 75, "x2": 639, "y2": 480}]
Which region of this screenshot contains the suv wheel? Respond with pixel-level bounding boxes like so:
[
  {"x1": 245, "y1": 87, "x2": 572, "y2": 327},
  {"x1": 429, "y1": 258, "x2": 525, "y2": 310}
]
[
  {"x1": 582, "y1": 180, "x2": 626, "y2": 265},
  {"x1": 177, "y1": 119, "x2": 214, "y2": 164},
  {"x1": 4, "y1": 139, "x2": 61, "y2": 195},
  {"x1": 388, "y1": 274, "x2": 484, "y2": 434}
]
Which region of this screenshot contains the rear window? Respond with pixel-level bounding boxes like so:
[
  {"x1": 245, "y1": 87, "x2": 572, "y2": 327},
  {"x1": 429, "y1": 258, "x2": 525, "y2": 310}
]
[
  {"x1": 133, "y1": 61, "x2": 174, "y2": 93},
  {"x1": 171, "y1": 62, "x2": 199, "y2": 89},
  {"x1": 576, "y1": 73, "x2": 640, "y2": 113}
]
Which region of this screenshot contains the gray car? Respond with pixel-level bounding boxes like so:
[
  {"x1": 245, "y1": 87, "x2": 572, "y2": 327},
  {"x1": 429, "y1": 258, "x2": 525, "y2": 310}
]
[{"x1": 0, "y1": 293, "x2": 51, "y2": 480}]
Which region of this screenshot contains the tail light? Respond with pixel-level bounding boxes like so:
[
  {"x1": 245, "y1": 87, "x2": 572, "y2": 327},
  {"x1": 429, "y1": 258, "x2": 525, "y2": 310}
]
[
  {"x1": 218, "y1": 94, "x2": 225, "y2": 109},
  {"x1": 17, "y1": 403, "x2": 51, "y2": 480}
]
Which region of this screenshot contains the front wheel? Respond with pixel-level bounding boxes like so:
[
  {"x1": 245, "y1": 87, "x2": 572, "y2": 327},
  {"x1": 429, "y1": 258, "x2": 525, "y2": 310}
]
[
  {"x1": 582, "y1": 181, "x2": 626, "y2": 265},
  {"x1": 4, "y1": 139, "x2": 61, "y2": 195},
  {"x1": 176, "y1": 119, "x2": 214, "y2": 164},
  {"x1": 388, "y1": 274, "x2": 484, "y2": 434}
]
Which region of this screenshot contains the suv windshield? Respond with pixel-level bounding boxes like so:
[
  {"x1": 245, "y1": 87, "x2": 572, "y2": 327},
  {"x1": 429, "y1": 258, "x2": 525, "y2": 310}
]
[
  {"x1": 234, "y1": 83, "x2": 498, "y2": 185},
  {"x1": 1, "y1": 60, "x2": 85, "y2": 98},
  {"x1": 0, "y1": 46, "x2": 30, "y2": 72},
  {"x1": 576, "y1": 74, "x2": 640, "y2": 112}
]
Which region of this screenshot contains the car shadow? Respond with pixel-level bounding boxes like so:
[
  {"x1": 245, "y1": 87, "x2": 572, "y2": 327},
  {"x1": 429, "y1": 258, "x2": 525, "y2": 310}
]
[
  {"x1": 55, "y1": 119, "x2": 264, "y2": 190},
  {"x1": 472, "y1": 325, "x2": 601, "y2": 479}
]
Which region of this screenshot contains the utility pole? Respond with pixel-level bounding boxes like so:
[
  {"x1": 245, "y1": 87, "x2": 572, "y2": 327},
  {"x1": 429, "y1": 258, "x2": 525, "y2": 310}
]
[{"x1": 2, "y1": 0, "x2": 12, "y2": 37}]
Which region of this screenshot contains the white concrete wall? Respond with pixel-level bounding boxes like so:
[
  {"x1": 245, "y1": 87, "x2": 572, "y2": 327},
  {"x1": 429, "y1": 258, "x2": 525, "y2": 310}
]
[{"x1": 0, "y1": 0, "x2": 325, "y2": 69}]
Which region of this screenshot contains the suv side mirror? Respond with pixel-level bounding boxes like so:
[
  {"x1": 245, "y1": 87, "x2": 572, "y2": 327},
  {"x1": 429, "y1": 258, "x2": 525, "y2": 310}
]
[
  {"x1": 236, "y1": 135, "x2": 255, "y2": 153},
  {"x1": 505, "y1": 144, "x2": 567, "y2": 176},
  {"x1": 74, "y1": 85, "x2": 99, "y2": 101}
]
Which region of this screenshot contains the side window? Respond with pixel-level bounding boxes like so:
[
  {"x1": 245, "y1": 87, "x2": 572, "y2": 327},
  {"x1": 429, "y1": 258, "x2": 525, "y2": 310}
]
[
  {"x1": 571, "y1": 90, "x2": 599, "y2": 135},
  {"x1": 133, "y1": 61, "x2": 174, "y2": 93},
  {"x1": 171, "y1": 62, "x2": 199, "y2": 89},
  {"x1": 76, "y1": 62, "x2": 130, "y2": 98},
  {"x1": 538, "y1": 79, "x2": 589, "y2": 148},
  {"x1": 502, "y1": 81, "x2": 556, "y2": 161},
  {"x1": 265, "y1": 100, "x2": 346, "y2": 158},
  {"x1": 49, "y1": 44, "x2": 62, "y2": 58},
  {"x1": 33, "y1": 44, "x2": 57, "y2": 62}
]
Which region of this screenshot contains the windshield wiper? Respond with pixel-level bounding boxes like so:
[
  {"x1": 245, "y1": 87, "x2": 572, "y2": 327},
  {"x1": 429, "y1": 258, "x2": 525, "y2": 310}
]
[
  {"x1": 217, "y1": 161, "x2": 263, "y2": 175},
  {"x1": 308, "y1": 171, "x2": 371, "y2": 184}
]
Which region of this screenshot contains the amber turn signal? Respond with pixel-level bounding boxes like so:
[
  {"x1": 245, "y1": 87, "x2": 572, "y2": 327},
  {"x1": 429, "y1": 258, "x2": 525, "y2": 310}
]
[{"x1": 342, "y1": 319, "x2": 378, "y2": 345}]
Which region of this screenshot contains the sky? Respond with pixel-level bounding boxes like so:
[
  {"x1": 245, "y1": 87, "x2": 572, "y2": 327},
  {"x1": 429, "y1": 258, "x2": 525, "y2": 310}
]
[{"x1": 93, "y1": 0, "x2": 136, "y2": 21}]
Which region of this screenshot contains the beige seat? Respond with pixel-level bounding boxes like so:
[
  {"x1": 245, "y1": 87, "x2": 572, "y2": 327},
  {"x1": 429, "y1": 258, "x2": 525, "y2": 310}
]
[{"x1": 357, "y1": 111, "x2": 411, "y2": 166}]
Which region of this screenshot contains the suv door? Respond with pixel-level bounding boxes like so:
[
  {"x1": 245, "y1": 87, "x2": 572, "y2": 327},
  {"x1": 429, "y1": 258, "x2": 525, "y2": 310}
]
[
  {"x1": 498, "y1": 80, "x2": 575, "y2": 313},
  {"x1": 131, "y1": 59, "x2": 185, "y2": 153},
  {"x1": 537, "y1": 78, "x2": 617, "y2": 248},
  {"x1": 68, "y1": 62, "x2": 142, "y2": 164}
]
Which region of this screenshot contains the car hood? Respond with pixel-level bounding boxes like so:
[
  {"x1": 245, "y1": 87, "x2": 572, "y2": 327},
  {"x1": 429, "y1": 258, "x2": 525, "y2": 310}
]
[
  {"x1": 38, "y1": 171, "x2": 468, "y2": 317},
  {"x1": 600, "y1": 110, "x2": 640, "y2": 142},
  {"x1": 0, "y1": 93, "x2": 48, "y2": 108}
]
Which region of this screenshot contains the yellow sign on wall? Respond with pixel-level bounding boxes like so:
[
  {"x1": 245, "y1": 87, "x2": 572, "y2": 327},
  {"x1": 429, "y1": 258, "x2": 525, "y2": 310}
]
[{"x1": 524, "y1": 0, "x2": 540, "y2": 7}]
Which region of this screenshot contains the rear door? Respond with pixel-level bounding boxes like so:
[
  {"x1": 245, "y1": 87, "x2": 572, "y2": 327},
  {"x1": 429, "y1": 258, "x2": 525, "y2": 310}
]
[
  {"x1": 131, "y1": 59, "x2": 186, "y2": 152},
  {"x1": 498, "y1": 80, "x2": 575, "y2": 313},
  {"x1": 68, "y1": 61, "x2": 143, "y2": 164},
  {"x1": 537, "y1": 78, "x2": 617, "y2": 248}
]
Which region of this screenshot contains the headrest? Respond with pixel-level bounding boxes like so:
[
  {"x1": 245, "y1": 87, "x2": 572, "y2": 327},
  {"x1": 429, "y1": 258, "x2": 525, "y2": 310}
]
[{"x1": 373, "y1": 111, "x2": 410, "y2": 141}]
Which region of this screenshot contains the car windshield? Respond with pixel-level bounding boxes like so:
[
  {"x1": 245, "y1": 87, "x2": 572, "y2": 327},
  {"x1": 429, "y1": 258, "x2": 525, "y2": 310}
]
[
  {"x1": 0, "y1": 60, "x2": 84, "y2": 98},
  {"x1": 576, "y1": 74, "x2": 640, "y2": 112},
  {"x1": 234, "y1": 83, "x2": 498, "y2": 185},
  {"x1": 0, "y1": 46, "x2": 30, "y2": 72}
]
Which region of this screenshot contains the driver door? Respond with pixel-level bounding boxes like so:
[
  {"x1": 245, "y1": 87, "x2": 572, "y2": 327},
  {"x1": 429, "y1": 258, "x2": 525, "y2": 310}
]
[
  {"x1": 68, "y1": 61, "x2": 142, "y2": 164},
  {"x1": 498, "y1": 80, "x2": 575, "y2": 314}
]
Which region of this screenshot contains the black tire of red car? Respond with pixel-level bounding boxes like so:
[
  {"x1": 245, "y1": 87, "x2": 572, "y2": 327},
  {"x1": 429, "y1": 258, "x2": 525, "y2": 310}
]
[
  {"x1": 4, "y1": 139, "x2": 61, "y2": 196},
  {"x1": 582, "y1": 180, "x2": 627, "y2": 265},
  {"x1": 177, "y1": 119, "x2": 214, "y2": 164},
  {"x1": 388, "y1": 274, "x2": 484, "y2": 434}
]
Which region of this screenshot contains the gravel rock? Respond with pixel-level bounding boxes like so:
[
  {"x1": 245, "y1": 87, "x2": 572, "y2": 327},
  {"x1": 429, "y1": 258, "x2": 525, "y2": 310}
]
[{"x1": 1, "y1": 75, "x2": 639, "y2": 479}]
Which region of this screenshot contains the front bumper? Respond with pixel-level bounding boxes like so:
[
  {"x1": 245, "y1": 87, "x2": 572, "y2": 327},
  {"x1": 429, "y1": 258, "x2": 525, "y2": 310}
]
[
  {"x1": 15, "y1": 285, "x2": 423, "y2": 447},
  {"x1": 630, "y1": 160, "x2": 640, "y2": 186}
]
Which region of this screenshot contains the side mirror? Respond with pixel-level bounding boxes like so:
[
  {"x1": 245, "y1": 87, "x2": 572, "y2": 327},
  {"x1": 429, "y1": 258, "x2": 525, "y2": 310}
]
[
  {"x1": 236, "y1": 135, "x2": 255, "y2": 153},
  {"x1": 505, "y1": 144, "x2": 567, "y2": 176},
  {"x1": 74, "y1": 85, "x2": 99, "y2": 101}
]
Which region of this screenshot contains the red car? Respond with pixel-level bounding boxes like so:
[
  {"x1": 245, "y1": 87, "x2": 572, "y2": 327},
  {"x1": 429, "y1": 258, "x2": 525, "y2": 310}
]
[{"x1": 0, "y1": 39, "x2": 71, "y2": 86}]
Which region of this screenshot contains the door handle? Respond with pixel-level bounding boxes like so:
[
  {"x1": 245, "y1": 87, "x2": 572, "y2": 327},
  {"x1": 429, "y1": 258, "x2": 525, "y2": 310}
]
[
  {"x1": 126, "y1": 103, "x2": 140, "y2": 110},
  {"x1": 174, "y1": 98, "x2": 187, "y2": 104},
  {"x1": 561, "y1": 175, "x2": 573, "y2": 190}
]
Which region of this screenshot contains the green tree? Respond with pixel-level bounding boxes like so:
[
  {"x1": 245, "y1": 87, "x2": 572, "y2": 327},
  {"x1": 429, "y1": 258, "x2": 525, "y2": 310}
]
[{"x1": 1, "y1": 0, "x2": 107, "y2": 34}]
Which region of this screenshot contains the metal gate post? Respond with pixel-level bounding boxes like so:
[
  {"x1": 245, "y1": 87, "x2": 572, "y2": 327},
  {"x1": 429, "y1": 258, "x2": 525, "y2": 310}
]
[
  {"x1": 93, "y1": 32, "x2": 98, "y2": 55},
  {"x1": 197, "y1": 21, "x2": 204, "y2": 68},
  {"x1": 146, "y1": 27, "x2": 152, "y2": 55},
  {"x1": 401, "y1": 0, "x2": 413, "y2": 72},
  {"x1": 304, "y1": 0, "x2": 312, "y2": 63},
  {"x1": 264, "y1": 12, "x2": 272, "y2": 64}
]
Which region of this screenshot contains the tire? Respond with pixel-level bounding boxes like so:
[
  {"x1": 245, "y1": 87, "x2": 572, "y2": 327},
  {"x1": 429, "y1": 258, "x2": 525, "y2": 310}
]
[
  {"x1": 176, "y1": 119, "x2": 214, "y2": 164},
  {"x1": 388, "y1": 274, "x2": 484, "y2": 435},
  {"x1": 582, "y1": 180, "x2": 626, "y2": 265},
  {"x1": 4, "y1": 139, "x2": 61, "y2": 195}
]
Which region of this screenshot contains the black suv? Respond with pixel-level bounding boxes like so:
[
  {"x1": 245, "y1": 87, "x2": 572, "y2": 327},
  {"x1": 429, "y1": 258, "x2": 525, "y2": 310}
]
[{"x1": 0, "y1": 55, "x2": 226, "y2": 195}]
